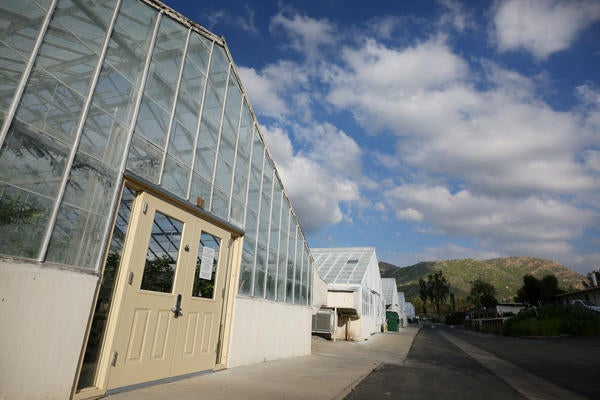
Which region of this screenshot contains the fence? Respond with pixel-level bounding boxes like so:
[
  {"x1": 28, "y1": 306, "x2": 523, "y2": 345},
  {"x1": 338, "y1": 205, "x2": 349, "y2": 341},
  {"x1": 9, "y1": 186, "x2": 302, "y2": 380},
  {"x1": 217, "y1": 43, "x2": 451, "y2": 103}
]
[{"x1": 464, "y1": 317, "x2": 511, "y2": 335}]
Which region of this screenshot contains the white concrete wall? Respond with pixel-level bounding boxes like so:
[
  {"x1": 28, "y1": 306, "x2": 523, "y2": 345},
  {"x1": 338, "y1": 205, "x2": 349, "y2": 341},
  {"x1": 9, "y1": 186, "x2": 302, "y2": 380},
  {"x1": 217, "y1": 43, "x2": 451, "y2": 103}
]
[
  {"x1": 227, "y1": 297, "x2": 312, "y2": 367},
  {"x1": 0, "y1": 260, "x2": 97, "y2": 400},
  {"x1": 327, "y1": 291, "x2": 359, "y2": 310},
  {"x1": 312, "y1": 265, "x2": 328, "y2": 309}
]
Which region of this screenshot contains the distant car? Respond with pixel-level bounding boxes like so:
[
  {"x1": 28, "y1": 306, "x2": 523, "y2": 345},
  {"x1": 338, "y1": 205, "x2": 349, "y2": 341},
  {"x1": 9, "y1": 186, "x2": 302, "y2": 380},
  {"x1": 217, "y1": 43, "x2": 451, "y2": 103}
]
[{"x1": 571, "y1": 299, "x2": 600, "y2": 313}]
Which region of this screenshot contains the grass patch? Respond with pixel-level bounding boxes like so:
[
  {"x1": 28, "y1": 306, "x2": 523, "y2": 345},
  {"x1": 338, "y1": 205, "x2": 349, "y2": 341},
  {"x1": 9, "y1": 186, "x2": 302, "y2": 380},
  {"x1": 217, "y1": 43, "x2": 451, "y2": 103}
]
[{"x1": 503, "y1": 305, "x2": 600, "y2": 336}]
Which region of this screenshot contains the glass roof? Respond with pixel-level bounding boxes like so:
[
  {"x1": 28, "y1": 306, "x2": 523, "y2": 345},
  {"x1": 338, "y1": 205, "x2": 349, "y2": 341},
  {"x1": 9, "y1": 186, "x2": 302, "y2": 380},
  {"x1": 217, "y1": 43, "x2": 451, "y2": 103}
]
[
  {"x1": 313, "y1": 247, "x2": 375, "y2": 285},
  {"x1": 381, "y1": 278, "x2": 397, "y2": 305}
]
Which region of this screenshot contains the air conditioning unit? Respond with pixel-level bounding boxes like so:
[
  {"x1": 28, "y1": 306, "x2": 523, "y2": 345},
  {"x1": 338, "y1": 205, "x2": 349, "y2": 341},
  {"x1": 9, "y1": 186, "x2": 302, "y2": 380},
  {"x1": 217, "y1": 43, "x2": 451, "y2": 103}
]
[{"x1": 312, "y1": 309, "x2": 334, "y2": 335}]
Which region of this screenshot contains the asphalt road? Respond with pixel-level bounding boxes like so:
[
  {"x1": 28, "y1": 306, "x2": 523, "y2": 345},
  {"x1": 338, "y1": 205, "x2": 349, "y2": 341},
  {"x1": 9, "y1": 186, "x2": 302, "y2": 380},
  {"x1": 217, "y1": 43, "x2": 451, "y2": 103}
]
[{"x1": 345, "y1": 323, "x2": 600, "y2": 400}]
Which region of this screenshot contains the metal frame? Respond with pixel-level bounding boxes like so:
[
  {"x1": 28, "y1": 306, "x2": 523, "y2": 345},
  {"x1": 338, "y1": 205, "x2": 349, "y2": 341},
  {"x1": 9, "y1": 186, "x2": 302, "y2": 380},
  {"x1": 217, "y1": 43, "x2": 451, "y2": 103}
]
[
  {"x1": 39, "y1": 0, "x2": 124, "y2": 262},
  {"x1": 0, "y1": 0, "x2": 58, "y2": 150},
  {"x1": 208, "y1": 63, "x2": 232, "y2": 211},
  {"x1": 93, "y1": 9, "x2": 164, "y2": 272},
  {"x1": 186, "y1": 40, "x2": 214, "y2": 201},
  {"x1": 158, "y1": 28, "x2": 192, "y2": 185}
]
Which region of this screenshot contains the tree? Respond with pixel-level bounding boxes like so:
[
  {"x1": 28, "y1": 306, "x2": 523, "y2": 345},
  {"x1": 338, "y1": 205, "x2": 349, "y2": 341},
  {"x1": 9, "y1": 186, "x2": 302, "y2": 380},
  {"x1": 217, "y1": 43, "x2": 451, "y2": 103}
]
[
  {"x1": 516, "y1": 274, "x2": 540, "y2": 305},
  {"x1": 539, "y1": 275, "x2": 564, "y2": 302},
  {"x1": 467, "y1": 279, "x2": 498, "y2": 309},
  {"x1": 516, "y1": 274, "x2": 563, "y2": 305},
  {"x1": 418, "y1": 278, "x2": 429, "y2": 314},
  {"x1": 428, "y1": 270, "x2": 450, "y2": 315}
]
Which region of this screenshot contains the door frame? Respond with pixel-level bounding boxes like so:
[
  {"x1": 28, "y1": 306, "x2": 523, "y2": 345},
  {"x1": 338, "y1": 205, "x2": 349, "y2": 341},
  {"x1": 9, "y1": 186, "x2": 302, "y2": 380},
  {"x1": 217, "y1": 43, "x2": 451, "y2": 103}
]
[{"x1": 73, "y1": 175, "x2": 243, "y2": 399}]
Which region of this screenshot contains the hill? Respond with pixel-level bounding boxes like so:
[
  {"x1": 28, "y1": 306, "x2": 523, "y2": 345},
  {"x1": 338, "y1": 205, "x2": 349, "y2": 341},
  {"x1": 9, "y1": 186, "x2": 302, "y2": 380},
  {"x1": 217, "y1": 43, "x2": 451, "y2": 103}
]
[{"x1": 379, "y1": 257, "x2": 585, "y2": 303}]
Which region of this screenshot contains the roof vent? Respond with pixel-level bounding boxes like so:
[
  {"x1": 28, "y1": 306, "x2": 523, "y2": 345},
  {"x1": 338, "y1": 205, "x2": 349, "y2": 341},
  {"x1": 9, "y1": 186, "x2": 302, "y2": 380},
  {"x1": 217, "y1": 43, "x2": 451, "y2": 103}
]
[{"x1": 346, "y1": 259, "x2": 358, "y2": 264}]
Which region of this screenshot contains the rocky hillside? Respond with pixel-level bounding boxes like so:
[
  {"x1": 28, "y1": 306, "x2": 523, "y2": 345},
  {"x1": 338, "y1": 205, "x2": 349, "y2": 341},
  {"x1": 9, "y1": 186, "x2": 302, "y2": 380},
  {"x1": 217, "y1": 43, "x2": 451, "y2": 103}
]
[{"x1": 379, "y1": 257, "x2": 585, "y2": 303}]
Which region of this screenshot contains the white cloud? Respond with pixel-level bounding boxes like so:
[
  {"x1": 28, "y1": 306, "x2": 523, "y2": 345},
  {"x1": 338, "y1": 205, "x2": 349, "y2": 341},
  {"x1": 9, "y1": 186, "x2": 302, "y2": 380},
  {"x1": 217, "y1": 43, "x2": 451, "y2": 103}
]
[
  {"x1": 437, "y1": 0, "x2": 472, "y2": 32},
  {"x1": 203, "y1": 6, "x2": 259, "y2": 35},
  {"x1": 396, "y1": 208, "x2": 424, "y2": 222},
  {"x1": 238, "y1": 61, "x2": 315, "y2": 121},
  {"x1": 269, "y1": 11, "x2": 337, "y2": 60},
  {"x1": 236, "y1": 5, "x2": 600, "y2": 272},
  {"x1": 365, "y1": 15, "x2": 407, "y2": 39},
  {"x1": 385, "y1": 184, "x2": 596, "y2": 244},
  {"x1": 293, "y1": 122, "x2": 363, "y2": 177},
  {"x1": 493, "y1": 0, "x2": 600, "y2": 60},
  {"x1": 325, "y1": 38, "x2": 600, "y2": 197},
  {"x1": 261, "y1": 125, "x2": 361, "y2": 233},
  {"x1": 238, "y1": 66, "x2": 288, "y2": 118}
]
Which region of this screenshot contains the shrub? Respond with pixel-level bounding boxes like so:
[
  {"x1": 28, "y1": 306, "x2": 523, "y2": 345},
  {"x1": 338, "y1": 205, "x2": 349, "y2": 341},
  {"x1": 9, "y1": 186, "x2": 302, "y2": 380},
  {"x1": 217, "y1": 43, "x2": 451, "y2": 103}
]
[
  {"x1": 503, "y1": 305, "x2": 600, "y2": 336},
  {"x1": 445, "y1": 312, "x2": 466, "y2": 325}
]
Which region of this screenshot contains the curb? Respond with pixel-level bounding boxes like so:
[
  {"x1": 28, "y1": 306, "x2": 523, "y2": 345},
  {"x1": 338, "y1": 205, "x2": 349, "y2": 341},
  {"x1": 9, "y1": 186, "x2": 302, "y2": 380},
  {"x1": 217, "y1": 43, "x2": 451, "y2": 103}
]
[{"x1": 331, "y1": 361, "x2": 383, "y2": 400}]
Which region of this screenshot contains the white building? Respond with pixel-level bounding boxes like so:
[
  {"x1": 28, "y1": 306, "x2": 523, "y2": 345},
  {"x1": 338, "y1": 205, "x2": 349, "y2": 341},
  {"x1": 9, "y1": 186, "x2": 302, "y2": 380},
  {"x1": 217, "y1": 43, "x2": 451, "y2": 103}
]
[
  {"x1": 381, "y1": 278, "x2": 400, "y2": 331},
  {"x1": 397, "y1": 291, "x2": 408, "y2": 328},
  {"x1": 312, "y1": 248, "x2": 385, "y2": 341},
  {"x1": 0, "y1": 1, "x2": 325, "y2": 399},
  {"x1": 405, "y1": 301, "x2": 416, "y2": 321}
]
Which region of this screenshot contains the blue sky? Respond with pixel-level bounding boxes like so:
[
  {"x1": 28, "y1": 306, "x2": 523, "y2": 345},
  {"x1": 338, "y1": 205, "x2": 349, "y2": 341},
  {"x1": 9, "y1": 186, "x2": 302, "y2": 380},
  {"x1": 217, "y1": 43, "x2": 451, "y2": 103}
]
[{"x1": 162, "y1": 0, "x2": 600, "y2": 274}]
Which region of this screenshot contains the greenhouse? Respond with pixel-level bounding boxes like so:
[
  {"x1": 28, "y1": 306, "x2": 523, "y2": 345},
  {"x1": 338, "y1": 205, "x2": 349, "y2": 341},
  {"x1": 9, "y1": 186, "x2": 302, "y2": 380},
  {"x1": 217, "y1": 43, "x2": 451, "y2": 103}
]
[
  {"x1": 312, "y1": 247, "x2": 385, "y2": 341},
  {"x1": 381, "y1": 278, "x2": 401, "y2": 331},
  {"x1": 0, "y1": 1, "x2": 320, "y2": 399}
]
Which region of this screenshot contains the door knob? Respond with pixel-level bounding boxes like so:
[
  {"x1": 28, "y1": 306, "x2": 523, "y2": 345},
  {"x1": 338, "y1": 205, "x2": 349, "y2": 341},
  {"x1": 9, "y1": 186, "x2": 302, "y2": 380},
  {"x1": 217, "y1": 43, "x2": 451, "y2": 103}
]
[{"x1": 171, "y1": 293, "x2": 183, "y2": 318}]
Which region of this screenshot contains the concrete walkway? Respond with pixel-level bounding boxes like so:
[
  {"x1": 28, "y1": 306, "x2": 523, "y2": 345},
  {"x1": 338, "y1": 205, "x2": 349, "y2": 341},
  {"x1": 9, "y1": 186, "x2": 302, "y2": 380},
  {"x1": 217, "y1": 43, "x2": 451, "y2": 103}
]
[{"x1": 105, "y1": 327, "x2": 419, "y2": 400}]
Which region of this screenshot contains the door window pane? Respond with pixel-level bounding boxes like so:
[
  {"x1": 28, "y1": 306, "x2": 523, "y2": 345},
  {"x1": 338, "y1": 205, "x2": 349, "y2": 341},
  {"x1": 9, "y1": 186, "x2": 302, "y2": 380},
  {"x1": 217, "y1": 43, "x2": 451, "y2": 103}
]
[
  {"x1": 192, "y1": 231, "x2": 221, "y2": 299},
  {"x1": 140, "y1": 210, "x2": 183, "y2": 293}
]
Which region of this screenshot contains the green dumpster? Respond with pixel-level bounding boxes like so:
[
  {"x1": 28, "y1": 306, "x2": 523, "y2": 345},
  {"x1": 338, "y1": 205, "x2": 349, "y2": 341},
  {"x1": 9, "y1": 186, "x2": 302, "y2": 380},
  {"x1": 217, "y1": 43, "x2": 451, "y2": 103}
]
[{"x1": 386, "y1": 311, "x2": 400, "y2": 331}]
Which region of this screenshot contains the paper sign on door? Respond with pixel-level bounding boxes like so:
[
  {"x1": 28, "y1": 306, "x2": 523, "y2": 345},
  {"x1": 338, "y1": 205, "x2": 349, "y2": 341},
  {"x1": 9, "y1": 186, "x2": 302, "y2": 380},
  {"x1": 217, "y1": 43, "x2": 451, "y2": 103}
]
[{"x1": 199, "y1": 247, "x2": 215, "y2": 280}]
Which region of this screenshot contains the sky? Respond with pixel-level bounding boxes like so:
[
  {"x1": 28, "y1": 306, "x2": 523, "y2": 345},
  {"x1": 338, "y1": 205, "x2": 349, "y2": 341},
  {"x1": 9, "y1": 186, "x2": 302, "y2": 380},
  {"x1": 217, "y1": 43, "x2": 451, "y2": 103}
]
[{"x1": 162, "y1": 0, "x2": 600, "y2": 274}]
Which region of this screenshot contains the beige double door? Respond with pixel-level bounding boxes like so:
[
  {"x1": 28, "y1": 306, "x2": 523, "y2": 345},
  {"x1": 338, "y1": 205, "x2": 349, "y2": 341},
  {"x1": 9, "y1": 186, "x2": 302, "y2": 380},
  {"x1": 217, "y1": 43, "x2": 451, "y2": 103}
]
[{"x1": 108, "y1": 192, "x2": 230, "y2": 390}]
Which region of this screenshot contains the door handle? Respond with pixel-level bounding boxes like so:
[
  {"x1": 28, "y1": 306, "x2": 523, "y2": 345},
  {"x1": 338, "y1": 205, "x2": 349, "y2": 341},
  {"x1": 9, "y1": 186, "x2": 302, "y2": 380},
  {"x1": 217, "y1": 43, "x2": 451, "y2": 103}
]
[{"x1": 171, "y1": 294, "x2": 183, "y2": 318}]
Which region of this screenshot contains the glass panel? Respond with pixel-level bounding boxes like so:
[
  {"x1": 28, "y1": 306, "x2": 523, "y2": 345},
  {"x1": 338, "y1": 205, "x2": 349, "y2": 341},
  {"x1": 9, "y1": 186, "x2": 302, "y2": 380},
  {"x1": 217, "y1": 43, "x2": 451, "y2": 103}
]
[
  {"x1": 0, "y1": 0, "x2": 49, "y2": 113},
  {"x1": 79, "y1": 1, "x2": 158, "y2": 167},
  {"x1": 77, "y1": 186, "x2": 136, "y2": 390},
  {"x1": 267, "y1": 189, "x2": 280, "y2": 301},
  {"x1": 192, "y1": 231, "x2": 221, "y2": 299},
  {"x1": 193, "y1": 45, "x2": 228, "y2": 181},
  {"x1": 213, "y1": 73, "x2": 241, "y2": 192},
  {"x1": 276, "y1": 210, "x2": 289, "y2": 301},
  {"x1": 306, "y1": 258, "x2": 312, "y2": 306},
  {"x1": 210, "y1": 186, "x2": 228, "y2": 221},
  {"x1": 230, "y1": 110, "x2": 252, "y2": 225},
  {"x1": 140, "y1": 210, "x2": 183, "y2": 293},
  {"x1": 229, "y1": 197, "x2": 244, "y2": 227},
  {"x1": 185, "y1": 32, "x2": 212, "y2": 74},
  {"x1": 189, "y1": 171, "x2": 211, "y2": 208},
  {"x1": 266, "y1": 248, "x2": 277, "y2": 300},
  {"x1": 134, "y1": 94, "x2": 171, "y2": 149},
  {"x1": 286, "y1": 219, "x2": 296, "y2": 303},
  {"x1": 246, "y1": 133, "x2": 263, "y2": 214},
  {"x1": 0, "y1": 120, "x2": 69, "y2": 198},
  {"x1": 62, "y1": 152, "x2": 117, "y2": 213},
  {"x1": 126, "y1": 134, "x2": 163, "y2": 183},
  {"x1": 260, "y1": 165, "x2": 272, "y2": 222},
  {"x1": 16, "y1": 67, "x2": 84, "y2": 145},
  {"x1": 167, "y1": 118, "x2": 195, "y2": 166},
  {"x1": 238, "y1": 236, "x2": 254, "y2": 296},
  {"x1": 104, "y1": 0, "x2": 158, "y2": 85},
  {"x1": 46, "y1": 204, "x2": 108, "y2": 268},
  {"x1": 295, "y1": 241, "x2": 303, "y2": 304},
  {"x1": 34, "y1": 0, "x2": 114, "y2": 96},
  {"x1": 142, "y1": 16, "x2": 187, "y2": 112},
  {"x1": 46, "y1": 152, "x2": 117, "y2": 268},
  {"x1": 0, "y1": 184, "x2": 53, "y2": 259},
  {"x1": 79, "y1": 103, "x2": 130, "y2": 167},
  {"x1": 161, "y1": 155, "x2": 189, "y2": 199},
  {"x1": 253, "y1": 243, "x2": 266, "y2": 298}
]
